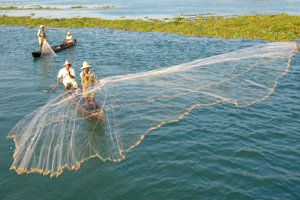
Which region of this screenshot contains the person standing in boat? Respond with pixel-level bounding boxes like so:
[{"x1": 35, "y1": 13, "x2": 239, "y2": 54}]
[
  {"x1": 37, "y1": 25, "x2": 48, "y2": 52},
  {"x1": 63, "y1": 32, "x2": 73, "y2": 45},
  {"x1": 80, "y1": 61, "x2": 101, "y2": 110},
  {"x1": 57, "y1": 61, "x2": 81, "y2": 90}
]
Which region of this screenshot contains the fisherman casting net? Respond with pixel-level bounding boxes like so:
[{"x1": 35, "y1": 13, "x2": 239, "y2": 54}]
[{"x1": 8, "y1": 42, "x2": 298, "y2": 177}]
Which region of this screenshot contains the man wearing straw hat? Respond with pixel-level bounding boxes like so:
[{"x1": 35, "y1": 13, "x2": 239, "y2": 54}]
[
  {"x1": 37, "y1": 25, "x2": 48, "y2": 52},
  {"x1": 80, "y1": 61, "x2": 100, "y2": 110},
  {"x1": 57, "y1": 61, "x2": 80, "y2": 90}
]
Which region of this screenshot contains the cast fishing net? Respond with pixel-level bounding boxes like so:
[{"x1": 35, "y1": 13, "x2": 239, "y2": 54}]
[
  {"x1": 41, "y1": 40, "x2": 56, "y2": 56},
  {"x1": 8, "y1": 42, "x2": 298, "y2": 177}
]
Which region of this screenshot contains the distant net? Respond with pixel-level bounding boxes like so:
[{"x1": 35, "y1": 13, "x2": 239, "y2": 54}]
[
  {"x1": 41, "y1": 40, "x2": 56, "y2": 56},
  {"x1": 8, "y1": 42, "x2": 298, "y2": 177}
]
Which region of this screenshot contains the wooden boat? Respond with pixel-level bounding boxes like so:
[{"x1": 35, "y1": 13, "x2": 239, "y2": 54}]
[
  {"x1": 32, "y1": 39, "x2": 77, "y2": 57},
  {"x1": 65, "y1": 87, "x2": 106, "y2": 123}
]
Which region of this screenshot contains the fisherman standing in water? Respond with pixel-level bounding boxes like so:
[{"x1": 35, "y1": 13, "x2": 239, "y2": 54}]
[
  {"x1": 57, "y1": 61, "x2": 81, "y2": 90},
  {"x1": 80, "y1": 61, "x2": 101, "y2": 110},
  {"x1": 37, "y1": 25, "x2": 48, "y2": 52}
]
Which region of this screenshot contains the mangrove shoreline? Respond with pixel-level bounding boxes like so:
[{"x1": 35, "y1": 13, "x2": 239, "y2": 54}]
[{"x1": 0, "y1": 14, "x2": 299, "y2": 41}]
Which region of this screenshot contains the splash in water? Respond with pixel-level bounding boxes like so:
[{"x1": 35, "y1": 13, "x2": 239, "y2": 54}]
[{"x1": 7, "y1": 42, "x2": 298, "y2": 177}]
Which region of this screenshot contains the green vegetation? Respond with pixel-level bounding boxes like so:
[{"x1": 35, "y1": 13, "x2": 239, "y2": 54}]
[
  {"x1": 0, "y1": 6, "x2": 18, "y2": 10},
  {"x1": 0, "y1": 5, "x2": 115, "y2": 10},
  {"x1": 0, "y1": 6, "x2": 60, "y2": 10},
  {"x1": 93, "y1": 6, "x2": 115, "y2": 9},
  {"x1": 0, "y1": 14, "x2": 299, "y2": 41},
  {"x1": 70, "y1": 6, "x2": 87, "y2": 9},
  {"x1": 70, "y1": 5, "x2": 115, "y2": 9}
]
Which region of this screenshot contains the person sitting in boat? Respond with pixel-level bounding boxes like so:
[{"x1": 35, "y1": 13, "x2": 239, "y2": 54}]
[
  {"x1": 80, "y1": 61, "x2": 101, "y2": 110},
  {"x1": 63, "y1": 32, "x2": 73, "y2": 45},
  {"x1": 37, "y1": 25, "x2": 48, "y2": 52},
  {"x1": 57, "y1": 61, "x2": 81, "y2": 91}
]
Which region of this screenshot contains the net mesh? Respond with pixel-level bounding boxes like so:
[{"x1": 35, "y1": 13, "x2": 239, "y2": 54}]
[
  {"x1": 8, "y1": 42, "x2": 298, "y2": 177},
  {"x1": 41, "y1": 40, "x2": 57, "y2": 57}
]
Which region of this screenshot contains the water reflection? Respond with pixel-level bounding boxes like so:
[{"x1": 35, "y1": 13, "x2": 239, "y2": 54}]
[{"x1": 33, "y1": 56, "x2": 57, "y2": 87}]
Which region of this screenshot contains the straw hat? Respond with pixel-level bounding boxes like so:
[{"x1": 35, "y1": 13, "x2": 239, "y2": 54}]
[
  {"x1": 40, "y1": 25, "x2": 44, "y2": 28},
  {"x1": 67, "y1": 32, "x2": 70, "y2": 35},
  {"x1": 64, "y1": 61, "x2": 72, "y2": 66},
  {"x1": 81, "y1": 61, "x2": 92, "y2": 70}
]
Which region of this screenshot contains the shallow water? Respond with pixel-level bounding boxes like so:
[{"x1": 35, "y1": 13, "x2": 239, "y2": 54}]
[
  {"x1": 0, "y1": 0, "x2": 300, "y2": 19},
  {"x1": 0, "y1": 21, "x2": 300, "y2": 200}
]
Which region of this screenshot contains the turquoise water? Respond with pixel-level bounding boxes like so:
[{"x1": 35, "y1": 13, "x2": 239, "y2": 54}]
[
  {"x1": 0, "y1": 25, "x2": 299, "y2": 199},
  {"x1": 1, "y1": 1, "x2": 300, "y2": 197}
]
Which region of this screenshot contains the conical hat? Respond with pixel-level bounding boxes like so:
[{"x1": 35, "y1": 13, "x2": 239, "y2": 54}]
[{"x1": 81, "y1": 61, "x2": 92, "y2": 70}]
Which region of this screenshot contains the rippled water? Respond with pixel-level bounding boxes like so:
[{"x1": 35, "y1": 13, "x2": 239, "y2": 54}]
[
  {"x1": 1, "y1": 0, "x2": 300, "y2": 19},
  {"x1": 0, "y1": 24, "x2": 299, "y2": 199}
]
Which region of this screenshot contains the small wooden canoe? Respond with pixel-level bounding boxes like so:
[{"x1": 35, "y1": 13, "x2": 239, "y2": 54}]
[
  {"x1": 65, "y1": 88, "x2": 106, "y2": 123},
  {"x1": 32, "y1": 39, "x2": 77, "y2": 57}
]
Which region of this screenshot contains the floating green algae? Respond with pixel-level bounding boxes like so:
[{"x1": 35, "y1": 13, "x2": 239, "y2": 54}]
[
  {"x1": 69, "y1": 5, "x2": 115, "y2": 9},
  {"x1": 0, "y1": 6, "x2": 60, "y2": 10},
  {"x1": 0, "y1": 14, "x2": 299, "y2": 41},
  {"x1": 69, "y1": 5, "x2": 87, "y2": 9},
  {"x1": 0, "y1": 5, "x2": 115, "y2": 10}
]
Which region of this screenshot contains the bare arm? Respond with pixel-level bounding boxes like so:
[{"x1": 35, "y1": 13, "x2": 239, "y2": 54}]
[{"x1": 68, "y1": 70, "x2": 75, "y2": 79}]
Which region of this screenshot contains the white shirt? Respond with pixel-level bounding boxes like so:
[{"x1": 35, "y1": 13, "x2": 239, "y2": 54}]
[
  {"x1": 66, "y1": 35, "x2": 72, "y2": 40},
  {"x1": 57, "y1": 67, "x2": 75, "y2": 84}
]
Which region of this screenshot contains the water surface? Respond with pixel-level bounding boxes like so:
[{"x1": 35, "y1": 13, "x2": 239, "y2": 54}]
[
  {"x1": 0, "y1": 24, "x2": 299, "y2": 199},
  {"x1": 1, "y1": 0, "x2": 300, "y2": 19}
]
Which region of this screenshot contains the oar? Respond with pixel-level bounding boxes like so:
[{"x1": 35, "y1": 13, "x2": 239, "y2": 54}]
[{"x1": 51, "y1": 73, "x2": 68, "y2": 92}]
